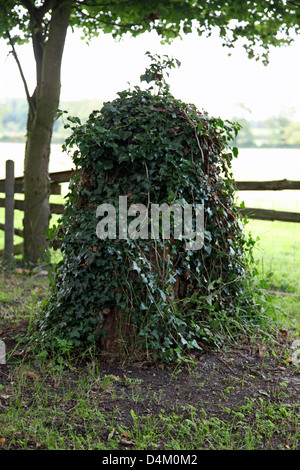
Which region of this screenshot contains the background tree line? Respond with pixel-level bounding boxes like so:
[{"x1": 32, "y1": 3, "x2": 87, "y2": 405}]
[
  {"x1": 1, "y1": 97, "x2": 300, "y2": 148},
  {"x1": 0, "y1": 98, "x2": 103, "y2": 143}
]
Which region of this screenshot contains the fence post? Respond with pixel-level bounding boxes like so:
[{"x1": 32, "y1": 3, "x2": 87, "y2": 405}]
[{"x1": 4, "y1": 160, "x2": 15, "y2": 265}]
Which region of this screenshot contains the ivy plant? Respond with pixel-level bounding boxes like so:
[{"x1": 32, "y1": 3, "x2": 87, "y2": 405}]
[{"x1": 38, "y1": 54, "x2": 261, "y2": 362}]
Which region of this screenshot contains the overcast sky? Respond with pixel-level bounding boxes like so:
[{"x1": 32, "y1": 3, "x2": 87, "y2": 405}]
[{"x1": 1, "y1": 27, "x2": 300, "y2": 121}]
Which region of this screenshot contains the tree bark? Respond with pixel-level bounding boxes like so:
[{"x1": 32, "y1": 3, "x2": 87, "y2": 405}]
[{"x1": 23, "y1": 0, "x2": 73, "y2": 265}]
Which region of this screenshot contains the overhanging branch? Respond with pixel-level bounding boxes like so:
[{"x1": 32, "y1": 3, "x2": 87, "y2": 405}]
[
  {"x1": 6, "y1": 30, "x2": 35, "y2": 117},
  {"x1": 286, "y1": 0, "x2": 300, "y2": 7},
  {"x1": 74, "y1": 5, "x2": 140, "y2": 29}
]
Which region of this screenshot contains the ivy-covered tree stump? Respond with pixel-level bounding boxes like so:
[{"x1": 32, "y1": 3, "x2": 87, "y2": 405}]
[{"x1": 40, "y1": 54, "x2": 257, "y2": 361}]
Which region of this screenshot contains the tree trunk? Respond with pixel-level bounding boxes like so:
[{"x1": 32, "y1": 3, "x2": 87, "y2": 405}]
[{"x1": 23, "y1": 0, "x2": 73, "y2": 266}]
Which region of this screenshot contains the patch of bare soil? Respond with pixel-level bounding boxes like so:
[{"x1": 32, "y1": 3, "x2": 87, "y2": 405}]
[
  {"x1": 1, "y1": 330, "x2": 299, "y2": 450},
  {"x1": 89, "y1": 342, "x2": 300, "y2": 423}
]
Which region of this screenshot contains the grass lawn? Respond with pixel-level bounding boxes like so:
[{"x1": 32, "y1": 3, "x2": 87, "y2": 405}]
[{"x1": 244, "y1": 218, "x2": 300, "y2": 292}]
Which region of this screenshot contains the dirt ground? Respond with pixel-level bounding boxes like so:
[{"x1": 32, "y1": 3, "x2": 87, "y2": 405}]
[
  {"x1": 79, "y1": 340, "x2": 300, "y2": 426},
  {"x1": 0, "y1": 271, "x2": 299, "y2": 450},
  {"x1": 1, "y1": 330, "x2": 299, "y2": 450}
]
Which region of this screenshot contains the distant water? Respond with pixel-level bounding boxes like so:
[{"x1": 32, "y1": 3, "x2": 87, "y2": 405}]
[
  {"x1": 231, "y1": 147, "x2": 300, "y2": 181},
  {"x1": 0, "y1": 142, "x2": 73, "y2": 179},
  {"x1": 1, "y1": 143, "x2": 299, "y2": 180}
]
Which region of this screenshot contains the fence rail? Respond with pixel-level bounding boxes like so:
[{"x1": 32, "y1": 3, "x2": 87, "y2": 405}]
[
  {"x1": 1, "y1": 160, "x2": 300, "y2": 261},
  {"x1": 236, "y1": 179, "x2": 300, "y2": 191}
]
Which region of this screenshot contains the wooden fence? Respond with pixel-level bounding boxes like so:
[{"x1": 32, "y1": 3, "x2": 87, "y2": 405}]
[{"x1": 1, "y1": 159, "x2": 300, "y2": 262}]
